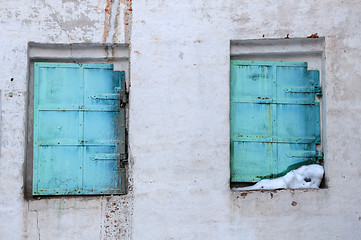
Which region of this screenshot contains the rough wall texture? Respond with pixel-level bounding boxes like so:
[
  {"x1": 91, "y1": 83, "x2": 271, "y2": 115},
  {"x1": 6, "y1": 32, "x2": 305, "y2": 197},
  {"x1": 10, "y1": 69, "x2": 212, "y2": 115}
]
[
  {"x1": 0, "y1": 1, "x2": 133, "y2": 240},
  {"x1": 1, "y1": 0, "x2": 361, "y2": 239}
]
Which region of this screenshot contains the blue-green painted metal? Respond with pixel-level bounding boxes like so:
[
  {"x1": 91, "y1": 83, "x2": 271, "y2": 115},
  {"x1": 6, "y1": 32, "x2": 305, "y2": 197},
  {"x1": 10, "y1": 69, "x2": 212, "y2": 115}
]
[
  {"x1": 33, "y1": 62, "x2": 127, "y2": 195},
  {"x1": 230, "y1": 61, "x2": 322, "y2": 182}
]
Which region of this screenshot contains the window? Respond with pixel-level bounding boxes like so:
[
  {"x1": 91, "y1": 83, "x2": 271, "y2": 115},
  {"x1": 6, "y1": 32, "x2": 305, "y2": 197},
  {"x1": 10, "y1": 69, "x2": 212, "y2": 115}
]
[
  {"x1": 230, "y1": 61, "x2": 322, "y2": 183},
  {"x1": 32, "y1": 62, "x2": 127, "y2": 195}
]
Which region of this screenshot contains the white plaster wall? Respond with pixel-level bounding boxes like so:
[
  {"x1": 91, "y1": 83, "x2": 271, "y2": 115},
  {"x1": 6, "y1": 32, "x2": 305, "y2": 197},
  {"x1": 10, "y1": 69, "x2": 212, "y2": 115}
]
[
  {"x1": 130, "y1": 0, "x2": 361, "y2": 239},
  {"x1": 0, "y1": 1, "x2": 133, "y2": 239},
  {"x1": 0, "y1": 0, "x2": 361, "y2": 239}
]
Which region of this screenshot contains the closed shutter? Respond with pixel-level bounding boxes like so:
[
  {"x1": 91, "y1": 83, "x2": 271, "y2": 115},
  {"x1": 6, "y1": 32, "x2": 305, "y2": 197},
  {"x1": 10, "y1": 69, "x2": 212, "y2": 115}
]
[
  {"x1": 230, "y1": 61, "x2": 322, "y2": 182},
  {"x1": 33, "y1": 62, "x2": 127, "y2": 195}
]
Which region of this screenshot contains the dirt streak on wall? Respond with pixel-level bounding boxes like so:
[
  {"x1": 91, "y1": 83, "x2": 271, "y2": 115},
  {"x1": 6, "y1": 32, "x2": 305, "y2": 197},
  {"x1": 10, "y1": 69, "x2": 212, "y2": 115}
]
[{"x1": 103, "y1": 0, "x2": 114, "y2": 43}]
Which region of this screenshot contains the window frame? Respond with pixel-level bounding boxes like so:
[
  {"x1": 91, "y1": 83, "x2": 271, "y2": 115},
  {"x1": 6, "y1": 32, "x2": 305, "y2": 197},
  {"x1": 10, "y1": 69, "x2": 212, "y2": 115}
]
[
  {"x1": 25, "y1": 43, "x2": 130, "y2": 199},
  {"x1": 230, "y1": 60, "x2": 323, "y2": 185},
  {"x1": 229, "y1": 39, "x2": 326, "y2": 188}
]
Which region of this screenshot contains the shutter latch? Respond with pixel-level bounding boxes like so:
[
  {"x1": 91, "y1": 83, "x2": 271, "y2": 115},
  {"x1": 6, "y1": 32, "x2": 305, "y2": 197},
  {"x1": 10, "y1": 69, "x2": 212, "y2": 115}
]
[
  {"x1": 90, "y1": 153, "x2": 128, "y2": 166},
  {"x1": 90, "y1": 153, "x2": 127, "y2": 160},
  {"x1": 286, "y1": 151, "x2": 323, "y2": 160},
  {"x1": 284, "y1": 87, "x2": 322, "y2": 96},
  {"x1": 90, "y1": 94, "x2": 120, "y2": 100}
]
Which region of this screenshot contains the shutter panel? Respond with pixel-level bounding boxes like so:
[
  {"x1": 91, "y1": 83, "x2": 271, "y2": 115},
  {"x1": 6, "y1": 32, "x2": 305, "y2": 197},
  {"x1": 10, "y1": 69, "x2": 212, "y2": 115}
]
[
  {"x1": 275, "y1": 65, "x2": 321, "y2": 177},
  {"x1": 230, "y1": 61, "x2": 322, "y2": 182},
  {"x1": 33, "y1": 63, "x2": 127, "y2": 195},
  {"x1": 230, "y1": 62, "x2": 276, "y2": 181}
]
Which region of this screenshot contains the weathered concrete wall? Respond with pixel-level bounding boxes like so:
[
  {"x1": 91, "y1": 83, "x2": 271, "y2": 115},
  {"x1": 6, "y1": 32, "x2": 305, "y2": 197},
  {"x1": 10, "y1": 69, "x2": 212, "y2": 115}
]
[{"x1": 1, "y1": 0, "x2": 361, "y2": 239}]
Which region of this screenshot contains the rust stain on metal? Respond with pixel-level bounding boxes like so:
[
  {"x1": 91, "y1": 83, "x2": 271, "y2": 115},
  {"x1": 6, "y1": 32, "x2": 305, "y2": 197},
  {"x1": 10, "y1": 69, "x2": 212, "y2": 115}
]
[
  {"x1": 307, "y1": 33, "x2": 319, "y2": 38},
  {"x1": 285, "y1": 34, "x2": 290, "y2": 39},
  {"x1": 291, "y1": 201, "x2": 297, "y2": 206},
  {"x1": 257, "y1": 96, "x2": 269, "y2": 100},
  {"x1": 270, "y1": 192, "x2": 273, "y2": 199},
  {"x1": 135, "y1": 50, "x2": 141, "y2": 55}
]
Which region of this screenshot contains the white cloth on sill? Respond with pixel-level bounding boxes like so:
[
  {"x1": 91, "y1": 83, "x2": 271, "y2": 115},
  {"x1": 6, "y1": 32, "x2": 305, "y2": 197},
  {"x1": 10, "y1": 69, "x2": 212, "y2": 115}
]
[{"x1": 232, "y1": 164, "x2": 324, "y2": 191}]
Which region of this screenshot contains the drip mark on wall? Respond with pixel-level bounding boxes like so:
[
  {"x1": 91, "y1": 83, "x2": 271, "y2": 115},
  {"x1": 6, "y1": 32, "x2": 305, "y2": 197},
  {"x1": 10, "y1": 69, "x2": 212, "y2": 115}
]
[{"x1": 103, "y1": 0, "x2": 114, "y2": 43}]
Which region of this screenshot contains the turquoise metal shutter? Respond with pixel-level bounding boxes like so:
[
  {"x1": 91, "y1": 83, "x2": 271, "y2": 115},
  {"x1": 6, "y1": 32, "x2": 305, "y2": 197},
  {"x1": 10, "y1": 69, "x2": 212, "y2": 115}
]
[
  {"x1": 33, "y1": 62, "x2": 127, "y2": 195},
  {"x1": 230, "y1": 61, "x2": 322, "y2": 182}
]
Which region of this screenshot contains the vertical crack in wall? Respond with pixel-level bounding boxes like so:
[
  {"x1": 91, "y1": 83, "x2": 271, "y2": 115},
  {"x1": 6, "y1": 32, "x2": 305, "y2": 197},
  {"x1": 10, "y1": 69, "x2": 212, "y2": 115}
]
[
  {"x1": 107, "y1": 0, "x2": 121, "y2": 58},
  {"x1": 123, "y1": 0, "x2": 132, "y2": 44},
  {"x1": 26, "y1": 202, "x2": 41, "y2": 240},
  {"x1": 35, "y1": 210, "x2": 40, "y2": 240},
  {"x1": 104, "y1": 0, "x2": 132, "y2": 44},
  {"x1": 99, "y1": 197, "x2": 104, "y2": 240},
  {"x1": 122, "y1": 0, "x2": 132, "y2": 88},
  {"x1": 107, "y1": 0, "x2": 121, "y2": 45},
  {"x1": 112, "y1": 0, "x2": 121, "y2": 44},
  {"x1": 103, "y1": 0, "x2": 114, "y2": 43}
]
